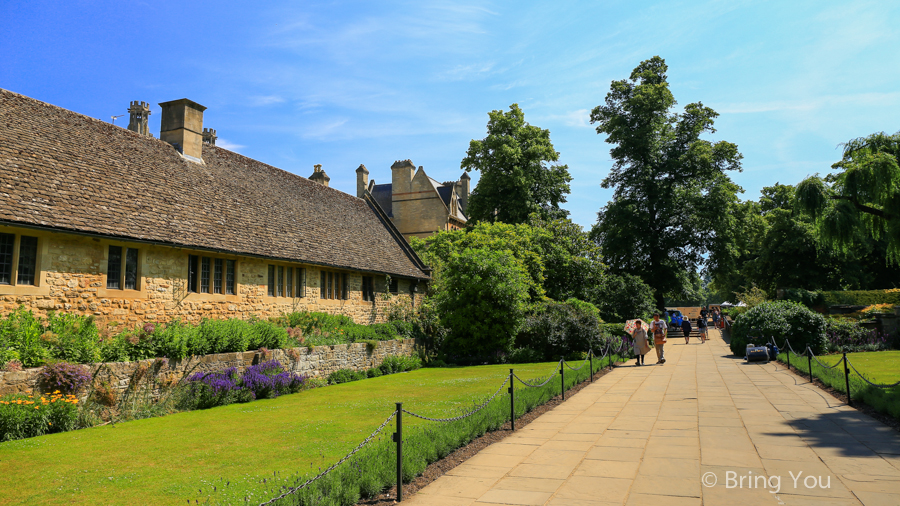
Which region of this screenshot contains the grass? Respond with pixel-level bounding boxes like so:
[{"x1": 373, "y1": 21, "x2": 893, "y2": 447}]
[
  {"x1": 0, "y1": 357, "x2": 623, "y2": 505},
  {"x1": 776, "y1": 349, "x2": 900, "y2": 420}
]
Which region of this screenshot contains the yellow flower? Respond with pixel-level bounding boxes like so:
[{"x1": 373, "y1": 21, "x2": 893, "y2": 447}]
[{"x1": 34, "y1": 406, "x2": 39, "y2": 410}]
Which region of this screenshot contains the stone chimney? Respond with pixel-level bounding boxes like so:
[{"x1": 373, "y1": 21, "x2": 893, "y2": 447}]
[
  {"x1": 391, "y1": 159, "x2": 415, "y2": 194},
  {"x1": 309, "y1": 164, "x2": 330, "y2": 187},
  {"x1": 202, "y1": 128, "x2": 217, "y2": 146},
  {"x1": 127, "y1": 101, "x2": 151, "y2": 137},
  {"x1": 459, "y1": 172, "x2": 471, "y2": 214},
  {"x1": 356, "y1": 164, "x2": 369, "y2": 197},
  {"x1": 159, "y1": 98, "x2": 207, "y2": 162}
]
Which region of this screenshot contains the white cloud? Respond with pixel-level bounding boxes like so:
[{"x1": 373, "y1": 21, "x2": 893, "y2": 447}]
[
  {"x1": 216, "y1": 139, "x2": 246, "y2": 152},
  {"x1": 248, "y1": 95, "x2": 286, "y2": 106}
]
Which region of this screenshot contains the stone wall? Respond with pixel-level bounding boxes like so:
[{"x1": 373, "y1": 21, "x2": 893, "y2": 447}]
[
  {"x1": 0, "y1": 338, "x2": 418, "y2": 399},
  {"x1": 0, "y1": 224, "x2": 423, "y2": 328}
]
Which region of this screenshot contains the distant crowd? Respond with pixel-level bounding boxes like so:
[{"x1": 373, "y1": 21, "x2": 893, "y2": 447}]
[{"x1": 628, "y1": 306, "x2": 723, "y2": 366}]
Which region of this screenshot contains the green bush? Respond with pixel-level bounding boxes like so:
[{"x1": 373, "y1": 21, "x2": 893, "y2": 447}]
[
  {"x1": 435, "y1": 247, "x2": 530, "y2": 360},
  {"x1": 517, "y1": 298, "x2": 603, "y2": 361},
  {"x1": 0, "y1": 307, "x2": 49, "y2": 367},
  {"x1": 47, "y1": 312, "x2": 101, "y2": 363},
  {"x1": 730, "y1": 301, "x2": 827, "y2": 356},
  {"x1": 821, "y1": 290, "x2": 900, "y2": 307},
  {"x1": 0, "y1": 392, "x2": 79, "y2": 442},
  {"x1": 591, "y1": 273, "x2": 655, "y2": 323},
  {"x1": 782, "y1": 288, "x2": 826, "y2": 307},
  {"x1": 507, "y1": 348, "x2": 543, "y2": 364},
  {"x1": 379, "y1": 355, "x2": 422, "y2": 375}
]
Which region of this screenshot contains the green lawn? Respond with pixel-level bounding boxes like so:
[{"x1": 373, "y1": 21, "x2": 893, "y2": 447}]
[
  {"x1": 813, "y1": 350, "x2": 900, "y2": 384},
  {"x1": 0, "y1": 362, "x2": 564, "y2": 505}
]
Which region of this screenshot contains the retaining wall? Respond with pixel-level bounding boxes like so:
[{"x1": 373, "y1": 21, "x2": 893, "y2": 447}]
[{"x1": 0, "y1": 338, "x2": 417, "y2": 399}]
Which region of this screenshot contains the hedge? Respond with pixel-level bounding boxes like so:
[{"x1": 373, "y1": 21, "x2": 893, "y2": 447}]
[{"x1": 782, "y1": 288, "x2": 900, "y2": 308}]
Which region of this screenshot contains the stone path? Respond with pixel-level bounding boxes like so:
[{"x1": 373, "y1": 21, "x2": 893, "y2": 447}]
[{"x1": 405, "y1": 328, "x2": 900, "y2": 506}]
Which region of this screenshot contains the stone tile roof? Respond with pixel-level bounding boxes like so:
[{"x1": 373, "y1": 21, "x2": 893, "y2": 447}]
[{"x1": 0, "y1": 89, "x2": 429, "y2": 279}]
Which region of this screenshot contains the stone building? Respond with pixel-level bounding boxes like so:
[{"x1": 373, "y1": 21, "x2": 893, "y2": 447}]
[
  {"x1": 357, "y1": 160, "x2": 469, "y2": 240},
  {"x1": 0, "y1": 89, "x2": 430, "y2": 326}
]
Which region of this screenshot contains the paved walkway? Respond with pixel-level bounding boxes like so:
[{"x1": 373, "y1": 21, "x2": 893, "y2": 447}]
[{"x1": 406, "y1": 329, "x2": 900, "y2": 506}]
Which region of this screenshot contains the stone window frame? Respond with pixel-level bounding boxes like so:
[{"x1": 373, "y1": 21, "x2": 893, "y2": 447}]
[
  {"x1": 105, "y1": 245, "x2": 140, "y2": 291},
  {"x1": 98, "y1": 241, "x2": 148, "y2": 298},
  {"x1": 184, "y1": 252, "x2": 241, "y2": 302},
  {"x1": 266, "y1": 263, "x2": 306, "y2": 300},
  {"x1": 0, "y1": 230, "x2": 44, "y2": 292},
  {"x1": 318, "y1": 269, "x2": 348, "y2": 301}
]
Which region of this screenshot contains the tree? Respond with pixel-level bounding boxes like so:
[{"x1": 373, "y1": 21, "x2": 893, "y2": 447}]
[
  {"x1": 462, "y1": 104, "x2": 572, "y2": 224},
  {"x1": 795, "y1": 131, "x2": 900, "y2": 264},
  {"x1": 434, "y1": 247, "x2": 530, "y2": 359},
  {"x1": 527, "y1": 215, "x2": 605, "y2": 303},
  {"x1": 589, "y1": 56, "x2": 743, "y2": 310}
]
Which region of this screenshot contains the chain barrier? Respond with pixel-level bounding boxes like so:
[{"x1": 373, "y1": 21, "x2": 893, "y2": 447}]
[
  {"x1": 514, "y1": 360, "x2": 562, "y2": 388},
  {"x1": 808, "y1": 350, "x2": 843, "y2": 370},
  {"x1": 565, "y1": 354, "x2": 590, "y2": 371},
  {"x1": 259, "y1": 410, "x2": 397, "y2": 506},
  {"x1": 402, "y1": 376, "x2": 511, "y2": 423},
  {"x1": 846, "y1": 358, "x2": 900, "y2": 389}
]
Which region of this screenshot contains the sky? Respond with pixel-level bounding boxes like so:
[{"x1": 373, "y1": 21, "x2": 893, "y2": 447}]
[{"x1": 2, "y1": 0, "x2": 899, "y2": 230}]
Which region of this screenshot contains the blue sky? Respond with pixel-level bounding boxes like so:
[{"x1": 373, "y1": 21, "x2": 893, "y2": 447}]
[{"x1": 2, "y1": 1, "x2": 899, "y2": 229}]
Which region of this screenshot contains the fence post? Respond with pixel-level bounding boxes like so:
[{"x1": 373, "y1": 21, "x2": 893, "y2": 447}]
[
  {"x1": 786, "y1": 344, "x2": 790, "y2": 370},
  {"x1": 509, "y1": 369, "x2": 515, "y2": 431},
  {"x1": 843, "y1": 352, "x2": 852, "y2": 406},
  {"x1": 560, "y1": 359, "x2": 565, "y2": 400},
  {"x1": 394, "y1": 402, "x2": 403, "y2": 502},
  {"x1": 807, "y1": 347, "x2": 813, "y2": 383},
  {"x1": 589, "y1": 350, "x2": 593, "y2": 383}
]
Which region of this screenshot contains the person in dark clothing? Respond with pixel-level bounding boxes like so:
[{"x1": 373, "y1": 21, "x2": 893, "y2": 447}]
[
  {"x1": 681, "y1": 318, "x2": 692, "y2": 344},
  {"x1": 697, "y1": 315, "x2": 708, "y2": 343}
]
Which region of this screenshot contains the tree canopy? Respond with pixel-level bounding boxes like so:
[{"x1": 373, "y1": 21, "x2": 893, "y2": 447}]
[
  {"x1": 795, "y1": 131, "x2": 900, "y2": 264},
  {"x1": 589, "y1": 56, "x2": 743, "y2": 309},
  {"x1": 461, "y1": 104, "x2": 572, "y2": 224}
]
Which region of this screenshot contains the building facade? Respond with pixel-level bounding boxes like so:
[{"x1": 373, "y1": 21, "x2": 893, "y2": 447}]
[
  {"x1": 0, "y1": 89, "x2": 430, "y2": 326},
  {"x1": 357, "y1": 160, "x2": 469, "y2": 240}
]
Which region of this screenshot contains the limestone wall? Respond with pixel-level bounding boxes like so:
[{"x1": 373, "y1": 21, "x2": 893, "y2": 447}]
[
  {"x1": 0, "y1": 338, "x2": 418, "y2": 399},
  {"x1": 0, "y1": 224, "x2": 422, "y2": 327}
]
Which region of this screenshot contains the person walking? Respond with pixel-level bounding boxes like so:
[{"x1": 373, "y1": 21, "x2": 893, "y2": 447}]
[
  {"x1": 650, "y1": 312, "x2": 667, "y2": 364},
  {"x1": 697, "y1": 314, "x2": 708, "y2": 343},
  {"x1": 681, "y1": 317, "x2": 692, "y2": 344},
  {"x1": 631, "y1": 320, "x2": 651, "y2": 366},
  {"x1": 712, "y1": 308, "x2": 720, "y2": 328}
]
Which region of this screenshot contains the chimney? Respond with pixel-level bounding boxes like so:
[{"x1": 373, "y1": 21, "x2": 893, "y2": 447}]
[
  {"x1": 356, "y1": 164, "x2": 369, "y2": 197},
  {"x1": 459, "y1": 172, "x2": 470, "y2": 214},
  {"x1": 202, "y1": 128, "x2": 217, "y2": 146},
  {"x1": 390, "y1": 159, "x2": 415, "y2": 194},
  {"x1": 127, "y1": 101, "x2": 151, "y2": 137},
  {"x1": 309, "y1": 164, "x2": 330, "y2": 187},
  {"x1": 158, "y1": 98, "x2": 207, "y2": 162}
]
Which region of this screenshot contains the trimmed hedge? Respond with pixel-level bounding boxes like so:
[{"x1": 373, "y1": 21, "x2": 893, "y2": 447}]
[
  {"x1": 783, "y1": 288, "x2": 900, "y2": 308},
  {"x1": 730, "y1": 301, "x2": 827, "y2": 356}
]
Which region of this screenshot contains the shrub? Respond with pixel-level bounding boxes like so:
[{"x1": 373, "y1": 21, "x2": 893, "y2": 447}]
[
  {"x1": 821, "y1": 290, "x2": 900, "y2": 307},
  {"x1": 47, "y1": 312, "x2": 101, "y2": 363},
  {"x1": 379, "y1": 355, "x2": 422, "y2": 375},
  {"x1": 366, "y1": 367, "x2": 383, "y2": 378},
  {"x1": 507, "y1": 348, "x2": 543, "y2": 364},
  {"x1": 590, "y1": 273, "x2": 655, "y2": 323},
  {"x1": 730, "y1": 301, "x2": 827, "y2": 356},
  {"x1": 434, "y1": 248, "x2": 530, "y2": 359},
  {"x1": 0, "y1": 392, "x2": 79, "y2": 442},
  {"x1": 327, "y1": 369, "x2": 365, "y2": 385},
  {"x1": 181, "y1": 361, "x2": 306, "y2": 409},
  {"x1": 824, "y1": 318, "x2": 888, "y2": 352},
  {"x1": 0, "y1": 307, "x2": 47, "y2": 367},
  {"x1": 517, "y1": 298, "x2": 603, "y2": 361},
  {"x1": 38, "y1": 362, "x2": 91, "y2": 394},
  {"x1": 782, "y1": 288, "x2": 826, "y2": 307}
]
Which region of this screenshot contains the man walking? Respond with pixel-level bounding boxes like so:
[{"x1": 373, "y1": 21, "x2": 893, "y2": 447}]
[
  {"x1": 651, "y1": 312, "x2": 667, "y2": 364},
  {"x1": 697, "y1": 314, "x2": 708, "y2": 343}
]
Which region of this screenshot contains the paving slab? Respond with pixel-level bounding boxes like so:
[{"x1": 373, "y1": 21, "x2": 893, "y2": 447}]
[{"x1": 404, "y1": 328, "x2": 900, "y2": 505}]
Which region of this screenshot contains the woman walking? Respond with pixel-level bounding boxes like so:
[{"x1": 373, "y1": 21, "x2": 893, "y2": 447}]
[
  {"x1": 681, "y1": 317, "x2": 692, "y2": 344},
  {"x1": 629, "y1": 320, "x2": 652, "y2": 366},
  {"x1": 650, "y1": 313, "x2": 667, "y2": 364},
  {"x1": 697, "y1": 314, "x2": 708, "y2": 343}
]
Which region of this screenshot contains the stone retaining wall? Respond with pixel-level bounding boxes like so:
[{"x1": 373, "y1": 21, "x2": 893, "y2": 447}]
[{"x1": 0, "y1": 338, "x2": 417, "y2": 399}]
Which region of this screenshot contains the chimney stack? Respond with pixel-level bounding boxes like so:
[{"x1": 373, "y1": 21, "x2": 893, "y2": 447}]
[
  {"x1": 390, "y1": 159, "x2": 415, "y2": 194},
  {"x1": 356, "y1": 164, "x2": 369, "y2": 197},
  {"x1": 159, "y1": 98, "x2": 207, "y2": 162},
  {"x1": 202, "y1": 128, "x2": 217, "y2": 146},
  {"x1": 459, "y1": 172, "x2": 470, "y2": 214},
  {"x1": 127, "y1": 101, "x2": 151, "y2": 137},
  {"x1": 309, "y1": 164, "x2": 330, "y2": 187}
]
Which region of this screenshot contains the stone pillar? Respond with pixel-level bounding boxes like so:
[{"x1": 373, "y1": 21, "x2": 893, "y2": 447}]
[
  {"x1": 127, "y1": 101, "x2": 151, "y2": 137},
  {"x1": 356, "y1": 164, "x2": 369, "y2": 197},
  {"x1": 309, "y1": 164, "x2": 330, "y2": 187},
  {"x1": 202, "y1": 128, "x2": 217, "y2": 146},
  {"x1": 459, "y1": 171, "x2": 470, "y2": 214}
]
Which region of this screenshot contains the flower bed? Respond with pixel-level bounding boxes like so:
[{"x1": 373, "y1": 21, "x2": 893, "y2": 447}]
[{"x1": 0, "y1": 391, "x2": 79, "y2": 441}]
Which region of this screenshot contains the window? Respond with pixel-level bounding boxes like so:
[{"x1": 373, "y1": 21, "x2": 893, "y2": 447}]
[
  {"x1": 189, "y1": 254, "x2": 236, "y2": 295},
  {"x1": 319, "y1": 270, "x2": 347, "y2": 300},
  {"x1": 389, "y1": 277, "x2": 398, "y2": 294},
  {"x1": 124, "y1": 248, "x2": 138, "y2": 290},
  {"x1": 107, "y1": 245, "x2": 139, "y2": 290},
  {"x1": 107, "y1": 246, "x2": 122, "y2": 289},
  {"x1": 213, "y1": 259, "x2": 223, "y2": 294},
  {"x1": 362, "y1": 276, "x2": 374, "y2": 301},
  {"x1": 0, "y1": 233, "x2": 39, "y2": 286},
  {"x1": 268, "y1": 264, "x2": 304, "y2": 298}
]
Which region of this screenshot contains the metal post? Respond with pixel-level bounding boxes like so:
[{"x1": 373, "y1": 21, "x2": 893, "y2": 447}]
[
  {"x1": 589, "y1": 350, "x2": 593, "y2": 383},
  {"x1": 509, "y1": 369, "x2": 515, "y2": 431},
  {"x1": 843, "y1": 353, "x2": 851, "y2": 406},
  {"x1": 786, "y1": 346, "x2": 790, "y2": 370},
  {"x1": 560, "y1": 359, "x2": 565, "y2": 400},
  {"x1": 807, "y1": 348, "x2": 813, "y2": 383},
  {"x1": 394, "y1": 402, "x2": 403, "y2": 502}
]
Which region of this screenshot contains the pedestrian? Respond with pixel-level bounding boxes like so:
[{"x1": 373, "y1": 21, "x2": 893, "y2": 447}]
[
  {"x1": 712, "y1": 308, "x2": 720, "y2": 328},
  {"x1": 650, "y1": 312, "x2": 667, "y2": 364},
  {"x1": 697, "y1": 314, "x2": 708, "y2": 343},
  {"x1": 681, "y1": 317, "x2": 692, "y2": 344},
  {"x1": 631, "y1": 320, "x2": 652, "y2": 366},
  {"x1": 700, "y1": 306, "x2": 708, "y2": 322}
]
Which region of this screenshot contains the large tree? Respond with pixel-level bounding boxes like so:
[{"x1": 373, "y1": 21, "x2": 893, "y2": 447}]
[
  {"x1": 462, "y1": 104, "x2": 572, "y2": 224},
  {"x1": 590, "y1": 56, "x2": 743, "y2": 309},
  {"x1": 795, "y1": 131, "x2": 900, "y2": 264}
]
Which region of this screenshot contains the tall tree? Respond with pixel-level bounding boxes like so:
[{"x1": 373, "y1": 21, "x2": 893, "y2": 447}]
[
  {"x1": 795, "y1": 131, "x2": 900, "y2": 264},
  {"x1": 590, "y1": 56, "x2": 743, "y2": 310},
  {"x1": 462, "y1": 104, "x2": 572, "y2": 224}
]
